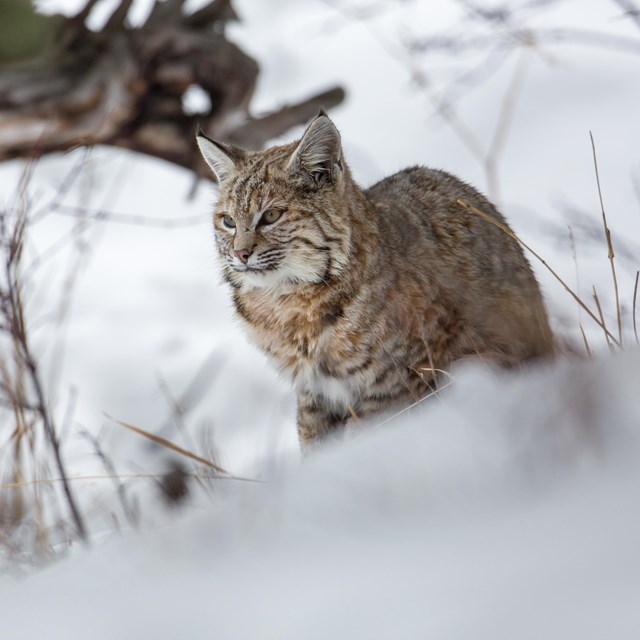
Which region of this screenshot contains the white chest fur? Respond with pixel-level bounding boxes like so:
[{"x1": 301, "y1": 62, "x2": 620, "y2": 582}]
[{"x1": 293, "y1": 362, "x2": 358, "y2": 410}]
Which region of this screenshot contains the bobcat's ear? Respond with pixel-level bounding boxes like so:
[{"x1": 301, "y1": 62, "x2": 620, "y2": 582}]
[
  {"x1": 196, "y1": 129, "x2": 242, "y2": 183},
  {"x1": 287, "y1": 113, "x2": 343, "y2": 186}
]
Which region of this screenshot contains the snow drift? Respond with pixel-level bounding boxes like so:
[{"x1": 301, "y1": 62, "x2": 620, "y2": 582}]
[{"x1": 3, "y1": 350, "x2": 639, "y2": 639}]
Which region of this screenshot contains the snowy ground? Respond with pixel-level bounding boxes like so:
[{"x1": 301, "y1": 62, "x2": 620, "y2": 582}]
[
  {"x1": 3, "y1": 351, "x2": 640, "y2": 638},
  {"x1": 1, "y1": 0, "x2": 640, "y2": 636}
]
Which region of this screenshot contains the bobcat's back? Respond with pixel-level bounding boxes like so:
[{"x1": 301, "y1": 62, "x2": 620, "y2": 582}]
[
  {"x1": 365, "y1": 166, "x2": 553, "y2": 365},
  {"x1": 196, "y1": 114, "x2": 554, "y2": 447}
]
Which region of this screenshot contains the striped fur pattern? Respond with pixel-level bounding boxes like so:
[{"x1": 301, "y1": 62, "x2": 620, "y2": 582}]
[{"x1": 196, "y1": 114, "x2": 554, "y2": 447}]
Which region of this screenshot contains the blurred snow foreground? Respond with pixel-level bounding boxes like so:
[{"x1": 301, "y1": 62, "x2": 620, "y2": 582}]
[{"x1": 3, "y1": 349, "x2": 640, "y2": 639}]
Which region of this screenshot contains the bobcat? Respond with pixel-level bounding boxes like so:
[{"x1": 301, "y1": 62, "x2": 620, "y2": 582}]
[{"x1": 196, "y1": 113, "x2": 554, "y2": 447}]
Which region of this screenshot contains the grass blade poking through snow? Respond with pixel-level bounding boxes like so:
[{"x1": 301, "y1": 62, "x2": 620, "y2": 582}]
[
  {"x1": 104, "y1": 413, "x2": 260, "y2": 483},
  {"x1": 590, "y1": 131, "x2": 623, "y2": 346}
]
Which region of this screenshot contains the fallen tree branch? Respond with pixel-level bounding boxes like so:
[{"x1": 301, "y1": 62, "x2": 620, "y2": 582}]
[{"x1": 0, "y1": 0, "x2": 345, "y2": 178}]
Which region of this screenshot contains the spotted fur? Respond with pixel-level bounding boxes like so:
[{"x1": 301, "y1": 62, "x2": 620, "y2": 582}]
[{"x1": 196, "y1": 114, "x2": 554, "y2": 448}]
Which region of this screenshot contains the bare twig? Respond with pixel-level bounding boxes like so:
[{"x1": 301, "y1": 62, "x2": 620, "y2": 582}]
[
  {"x1": 20, "y1": 338, "x2": 88, "y2": 542},
  {"x1": 222, "y1": 87, "x2": 346, "y2": 150},
  {"x1": 51, "y1": 204, "x2": 208, "y2": 228},
  {"x1": 371, "y1": 380, "x2": 456, "y2": 432},
  {"x1": 1, "y1": 168, "x2": 89, "y2": 551},
  {"x1": 30, "y1": 149, "x2": 92, "y2": 223},
  {"x1": 408, "y1": 26, "x2": 640, "y2": 57},
  {"x1": 612, "y1": 0, "x2": 640, "y2": 30},
  {"x1": 80, "y1": 429, "x2": 139, "y2": 527},
  {"x1": 485, "y1": 51, "x2": 530, "y2": 203},
  {"x1": 156, "y1": 374, "x2": 198, "y2": 453},
  {"x1": 156, "y1": 349, "x2": 228, "y2": 440}
]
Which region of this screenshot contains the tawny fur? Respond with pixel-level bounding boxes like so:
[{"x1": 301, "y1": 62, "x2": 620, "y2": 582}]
[{"x1": 196, "y1": 114, "x2": 554, "y2": 447}]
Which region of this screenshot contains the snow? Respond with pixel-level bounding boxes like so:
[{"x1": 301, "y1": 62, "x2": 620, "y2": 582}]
[
  {"x1": 3, "y1": 352, "x2": 640, "y2": 638},
  {"x1": 2, "y1": 0, "x2": 640, "y2": 636}
]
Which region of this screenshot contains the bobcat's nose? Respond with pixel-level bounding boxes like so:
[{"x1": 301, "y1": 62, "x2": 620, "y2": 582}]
[{"x1": 233, "y1": 248, "x2": 252, "y2": 264}]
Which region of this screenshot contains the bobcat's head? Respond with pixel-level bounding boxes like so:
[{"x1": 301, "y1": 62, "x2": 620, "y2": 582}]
[{"x1": 196, "y1": 114, "x2": 353, "y2": 290}]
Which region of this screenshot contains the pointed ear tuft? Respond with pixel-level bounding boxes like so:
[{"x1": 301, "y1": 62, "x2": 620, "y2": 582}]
[
  {"x1": 196, "y1": 132, "x2": 241, "y2": 184},
  {"x1": 287, "y1": 115, "x2": 343, "y2": 186}
]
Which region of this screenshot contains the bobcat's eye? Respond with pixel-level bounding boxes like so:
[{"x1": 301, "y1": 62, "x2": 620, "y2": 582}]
[
  {"x1": 221, "y1": 214, "x2": 236, "y2": 229},
  {"x1": 260, "y1": 209, "x2": 283, "y2": 226}
]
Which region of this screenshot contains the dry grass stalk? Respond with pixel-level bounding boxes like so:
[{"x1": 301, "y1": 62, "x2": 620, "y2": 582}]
[
  {"x1": 592, "y1": 286, "x2": 614, "y2": 352},
  {"x1": 579, "y1": 324, "x2": 593, "y2": 358},
  {"x1": 567, "y1": 225, "x2": 594, "y2": 358},
  {"x1": 370, "y1": 380, "x2": 456, "y2": 433},
  {"x1": 104, "y1": 413, "x2": 259, "y2": 483},
  {"x1": 590, "y1": 131, "x2": 623, "y2": 346},
  {"x1": 80, "y1": 429, "x2": 139, "y2": 528},
  {"x1": 1, "y1": 165, "x2": 88, "y2": 555},
  {"x1": 0, "y1": 471, "x2": 247, "y2": 490}
]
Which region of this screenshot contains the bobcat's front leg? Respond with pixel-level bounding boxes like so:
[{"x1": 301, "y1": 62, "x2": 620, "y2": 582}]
[{"x1": 296, "y1": 391, "x2": 349, "y2": 449}]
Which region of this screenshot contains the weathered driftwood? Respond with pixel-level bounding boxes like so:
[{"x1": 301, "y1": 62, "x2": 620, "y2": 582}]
[{"x1": 0, "y1": 0, "x2": 345, "y2": 179}]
